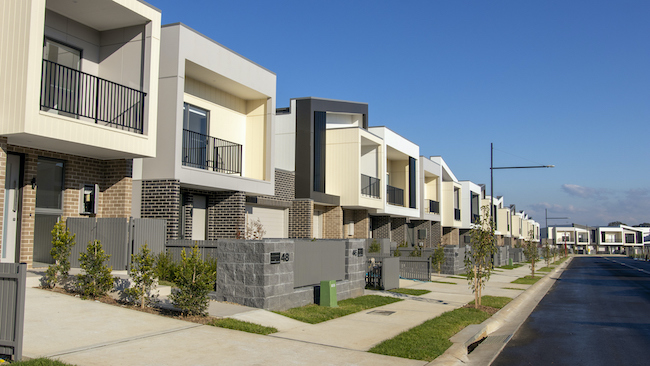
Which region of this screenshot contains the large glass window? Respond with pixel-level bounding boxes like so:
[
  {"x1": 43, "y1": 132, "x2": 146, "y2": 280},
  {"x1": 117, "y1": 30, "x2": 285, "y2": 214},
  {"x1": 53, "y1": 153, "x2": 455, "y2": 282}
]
[
  {"x1": 183, "y1": 103, "x2": 208, "y2": 135},
  {"x1": 35, "y1": 158, "x2": 64, "y2": 212},
  {"x1": 182, "y1": 103, "x2": 209, "y2": 169}
]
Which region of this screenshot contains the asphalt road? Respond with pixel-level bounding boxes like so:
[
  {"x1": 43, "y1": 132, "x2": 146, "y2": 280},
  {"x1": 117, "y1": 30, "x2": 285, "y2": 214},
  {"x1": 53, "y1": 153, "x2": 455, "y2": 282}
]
[{"x1": 492, "y1": 256, "x2": 650, "y2": 366}]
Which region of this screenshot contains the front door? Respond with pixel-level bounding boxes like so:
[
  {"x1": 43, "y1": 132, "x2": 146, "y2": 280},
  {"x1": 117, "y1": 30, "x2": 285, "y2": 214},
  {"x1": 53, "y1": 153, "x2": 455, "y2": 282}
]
[
  {"x1": 191, "y1": 195, "x2": 207, "y2": 240},
  {"x1": 2, "y1": 154, "x2": 21, "y2": 263}
]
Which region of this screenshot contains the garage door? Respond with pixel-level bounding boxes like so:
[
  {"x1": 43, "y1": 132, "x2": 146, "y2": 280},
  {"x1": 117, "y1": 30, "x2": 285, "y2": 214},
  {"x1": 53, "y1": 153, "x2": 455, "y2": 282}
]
[{"x1": 246, "y1": 205, "x2": 287, "y2": 239}]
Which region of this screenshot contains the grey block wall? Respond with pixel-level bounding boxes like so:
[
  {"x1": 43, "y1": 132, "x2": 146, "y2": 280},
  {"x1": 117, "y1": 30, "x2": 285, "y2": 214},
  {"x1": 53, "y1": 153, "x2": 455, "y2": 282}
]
[
  {"x1": 494, "y1": 246, "x2": 509, "y2": 267},
  {"x1": 442, "y1": 246, "x2": 466, "y2": 275},
  {"x1": 509, "y1": 247, "x2": 524, "y2": 263},
  {"x1": 214, "y1": 239, "x2": 365, "y2": 311}
]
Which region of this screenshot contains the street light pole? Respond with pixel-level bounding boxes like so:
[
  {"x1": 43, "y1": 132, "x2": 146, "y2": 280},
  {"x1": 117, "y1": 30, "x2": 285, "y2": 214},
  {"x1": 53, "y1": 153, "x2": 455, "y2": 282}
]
[
  {"x1": 490, "y1": 143, "x2": 554, "y2": 241},
  {"x1": 545, "y1": 208, "x2": 569, "y2": 254}
]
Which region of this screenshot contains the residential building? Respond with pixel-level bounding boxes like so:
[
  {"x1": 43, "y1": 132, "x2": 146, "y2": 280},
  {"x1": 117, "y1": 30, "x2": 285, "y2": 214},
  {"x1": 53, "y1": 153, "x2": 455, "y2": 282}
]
[
  {"x1": 0, "y1": 0, "x2": 161, "y2": 267},
  {"x1": 419, "y1": 156, "x2": 443, "y2": 247},
  {"x1": 136, "y1": 23, "x2": 276, "y2": 240},
  {"x1": 429, "y1": 157, "x2": 463, "y2": 245}
]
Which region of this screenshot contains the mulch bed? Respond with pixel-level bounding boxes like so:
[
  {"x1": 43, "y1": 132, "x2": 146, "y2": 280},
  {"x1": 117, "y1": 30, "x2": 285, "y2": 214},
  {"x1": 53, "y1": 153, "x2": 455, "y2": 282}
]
[{"x1": 41, "y1": 285, "x2": 217, "y2": 325}]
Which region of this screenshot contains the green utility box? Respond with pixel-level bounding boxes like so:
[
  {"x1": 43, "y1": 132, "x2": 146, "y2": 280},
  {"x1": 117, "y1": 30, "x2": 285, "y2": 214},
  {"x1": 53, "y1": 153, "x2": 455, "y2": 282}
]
[
  {"x1": 509, "y1": 258, "x2": 513, "y2": 266},
  {"x1": 320, "y1": 280, "x2": 337, "y2": 307}
]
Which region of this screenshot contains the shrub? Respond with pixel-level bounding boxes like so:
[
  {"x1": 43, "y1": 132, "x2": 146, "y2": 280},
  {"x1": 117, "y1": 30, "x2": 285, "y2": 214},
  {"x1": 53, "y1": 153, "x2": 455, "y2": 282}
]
[
  {"x1": 245, "y1": 218, "x2": 266, "y2": 240},
  {"x1": 154, "y1": 251, "x2": 178, "y2": 283},
  {"x1": 77, "y1": 240, "x2": 114, "y2": 299},
  {"x1": 170, "y1": 245, "x2": 216, "y2": 316},
  {"x1": 393, "y1": 247, "x2": 401, "y2": 257},
  {"x1": 124, "y1": 243, "x2": 157, "y2": 308},
  {"x1": 409, "y1": 246, "x2": 422, "y2": 257},
  {"x1": 43, "y1": 221, "x2": 75, "y2": 289},
  {"x1": 369, "y1": 240, "x2": 381, "y2": 253}
]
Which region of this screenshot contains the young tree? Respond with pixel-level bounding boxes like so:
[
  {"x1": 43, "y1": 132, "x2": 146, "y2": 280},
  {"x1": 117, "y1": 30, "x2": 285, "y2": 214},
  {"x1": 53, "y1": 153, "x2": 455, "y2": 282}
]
[
  {"x1": 44, "y1": 221, "x2": 76, "y2": 289},
  {"x1": 124, "y1": 243, "x2": 157, "y2": 308},
  {"x1": 543, "y1": 240, "x2": 552, "y2": 268},
  {"x1": 465, "y1": 206, "x2": 497, "y2": 308},
  {"x1": 431, "y1": 246, "x2": 445, "y2": 274},
  {"x1": 522, "y1": 230, "x2": 540, "y2": 278},
  {"x1": 170, "y1": 245, "x2": 216, "y2": 316},
  {"x1": 77, "y1": 240, "x2": 114, "y2": 299}
]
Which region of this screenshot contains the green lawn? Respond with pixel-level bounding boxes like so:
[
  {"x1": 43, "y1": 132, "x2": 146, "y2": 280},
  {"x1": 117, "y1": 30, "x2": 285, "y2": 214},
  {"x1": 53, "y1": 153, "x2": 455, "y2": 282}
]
[
  {"x1": 537, "y1": 266, "x2": 553, "y2": 272},
  {"x1": 502, "y1": 287, "x2": 525, "y2": 291},
  {"x1": 498, "y1": 264, "x2": 524, "y2": 270},
  {"x1": 511, "y1": 275, "x2": 544, "y2": 285},
  {"x1": 431, "y1": 280, "x2": 457, "y2": 285},
  {"x1": 8, "y1": 358, "x2": 75, "y2": 366},
  {"x1": 369, "y1": 296, "x2": 511, "y2": 361},
  {"x1": 275, "y1": 295, "x2": 403, "y2": 324},
  {"x1": 467, "y1": 295, "x2": 512, "y2": 309},
  {"x1": 389, "y1": 288, "x2": 431, "y2": 296},
  {"x1": 209, "y1": 318, "x2": 277, "y2": 335}
]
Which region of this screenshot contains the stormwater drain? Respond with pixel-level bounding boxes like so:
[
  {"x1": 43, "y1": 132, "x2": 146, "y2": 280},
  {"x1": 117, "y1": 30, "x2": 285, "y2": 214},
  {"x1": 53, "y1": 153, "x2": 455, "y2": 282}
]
[
  {"x1": 468, "y1": 334, "x2": 513, "y2": 353},
  {"x1": 367, "y1": 310, "x2": 395, "y2": 316}
]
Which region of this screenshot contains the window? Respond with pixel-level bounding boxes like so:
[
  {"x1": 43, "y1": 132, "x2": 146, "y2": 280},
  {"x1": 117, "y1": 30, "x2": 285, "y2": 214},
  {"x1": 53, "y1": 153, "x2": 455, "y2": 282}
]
[
  {"x1": 42, "y1": 39, "x2": 81, "y2": 117},
  {"x1": 35, "y1": 158, "x2": 64, "y2": 213},
  {"x1": 183, "y1": 103, "x2": 208, "y2": 135},
  {"x1": 79, "y1": 184, "x2": 98, "y2": 215},
  {"x1": 182, "y1": 103, "x2": 209, "y2": 169}
]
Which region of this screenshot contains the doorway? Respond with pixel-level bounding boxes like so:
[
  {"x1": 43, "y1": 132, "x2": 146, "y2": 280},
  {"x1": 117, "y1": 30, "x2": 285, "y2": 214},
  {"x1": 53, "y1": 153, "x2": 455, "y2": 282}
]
[{"x1": 2, "y1": 154, "x2": 22, "y2": 263}]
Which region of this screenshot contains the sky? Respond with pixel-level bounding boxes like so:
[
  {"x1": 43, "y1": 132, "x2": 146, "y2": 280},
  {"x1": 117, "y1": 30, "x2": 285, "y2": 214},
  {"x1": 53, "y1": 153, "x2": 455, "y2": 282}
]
[{"x1": 147, "y1": 0, "x2": 649, "y2": 227}]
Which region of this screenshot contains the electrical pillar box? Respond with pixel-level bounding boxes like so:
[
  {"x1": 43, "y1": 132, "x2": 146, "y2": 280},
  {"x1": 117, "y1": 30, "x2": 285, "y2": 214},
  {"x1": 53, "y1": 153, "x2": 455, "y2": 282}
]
[{"x1": 320, "y1": 280, "x2": 337, "y2": 307}]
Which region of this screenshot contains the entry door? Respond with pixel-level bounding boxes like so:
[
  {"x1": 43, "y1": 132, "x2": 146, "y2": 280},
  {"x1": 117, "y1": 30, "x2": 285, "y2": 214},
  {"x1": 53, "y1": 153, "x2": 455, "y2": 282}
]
[
  {"x1": 192, "y1": 195, "x2": 207, "y2": 240},
  {"x1": 2, "y1": 154, "x2": 21, "y2": 263}
]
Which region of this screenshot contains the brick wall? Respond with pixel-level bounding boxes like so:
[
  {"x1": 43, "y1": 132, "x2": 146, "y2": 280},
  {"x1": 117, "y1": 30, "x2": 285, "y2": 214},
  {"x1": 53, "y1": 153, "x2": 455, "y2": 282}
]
[
  {"x1": 101, "y1": 160, "x2": 133, "y2": 218},
  {"x1": 323, "y1": 205, "x2": 343, "y2": 239},
  {"x1": 209, "y1": 191, "x2": 245, "y2": 239},
  {"x1": 352, "y1": 209, "x2": 369, "y2": 239},
  {"x1": 431, "y1": 221, "x2": 442, "y2": 247},
  {"x1": 411, "y1": 220, "x2": 432, "y2": 247},
  {"x1": 441, "y1": 227, "x2": 460, "y2": 246},
  {"x1": 391, "y1": 217, "x2": 407, "y2": 245},
  {"x1": 289, "y1": 199, "x2": 313, "y2": 238},
  {"x1": 141, "y1": 179, "x2": 181, "y2": 240},
  {"x1": 371, "y1": 216, "x2": 391, "y2": 239}
]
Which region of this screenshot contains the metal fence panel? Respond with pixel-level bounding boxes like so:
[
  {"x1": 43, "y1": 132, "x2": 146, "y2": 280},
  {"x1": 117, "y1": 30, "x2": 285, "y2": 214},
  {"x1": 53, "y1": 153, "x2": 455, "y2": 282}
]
[
  {"x1": 97, "y1": 218, "x2": 129, "y2": 270},
  {"x1": 400, "y1": 258, "x2": 431, "y2": 281},
  {"x1": 33, "y1": 214, "x2": 60, "y2": 264},
  {"x1": 130, "y1": 219, "x2": 166, "y2": 257},
  {"x1": 67, "y1": 217, "x2": 97, "y2": 268},
  {"x1": 166, "y1": 240, "x2": 219, "y2": 262},
  {"x1": 294, "y1": 240, "x2": 345, "y2": 288},
  {"x1": 0, "y1": 263, "x2": 26, "y2": 361}
]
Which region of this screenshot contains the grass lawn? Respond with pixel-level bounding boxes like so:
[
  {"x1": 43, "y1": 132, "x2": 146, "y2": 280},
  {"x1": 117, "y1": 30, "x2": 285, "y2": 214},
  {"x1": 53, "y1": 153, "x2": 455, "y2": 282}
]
[
  {"x1": 537, "y1": 266, "x2": 553, "y2": 272},
  {"x1": 449, "y1": 276, "x2": 466, "y2": 280},
  {"x1": 275, "y1": 295, "x2": 403, "y2": 324},
  {"x1": 502, "y1": 287, "x2": 525, "y2": 291},
  {"x1": 467, "y1": 295, "x2": 512, "y2": 309},
  {"x1": 158, "y1": 280, "x2": 175, "y2": 287},
  {"x1": 431, "y1": 280, "x2": 457, "y2": 285},
  {"x1": 369, "y1": 296, "x2": 511, "y2": 361},
  {"x1": 389, "y1": 288, "x2": 431, "y2": 296},
  {"x1": 511, "y1": 275, "x2": 544, "y2": 285},
  {"x1": 498, "y1": 264, "x2": 524, "y2": 270},
  {"x1": 8, "y1": 358, "x2": 74, "y2": 366},
  {"x1": 552, "y1": 257, "x2": 570, "y2": 266},
  {"x1": 209, "y1": 318, "x2": 277, "y2": 335}
]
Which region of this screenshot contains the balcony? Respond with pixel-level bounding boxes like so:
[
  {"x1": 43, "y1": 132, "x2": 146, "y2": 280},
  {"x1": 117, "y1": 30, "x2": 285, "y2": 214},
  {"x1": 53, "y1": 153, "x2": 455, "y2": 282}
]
[
  {"x1": 454, "y1": 208, "x2": 461, "y2": 221},
  {"x1": 182, "y1": 129, "x2": 242, "y2": 175},
  {"x1": 40, "y1": 60, "x2": 145, "y2": 134},
  {"x1": 387, "y1": 185, "x2": 404, "y2": 206},
  {"x1": 428, "y1": 200, "x2": 440, "y2": 214},
  {"x1": 361, "y1": 174, "x2": 380, "y2": 198}
]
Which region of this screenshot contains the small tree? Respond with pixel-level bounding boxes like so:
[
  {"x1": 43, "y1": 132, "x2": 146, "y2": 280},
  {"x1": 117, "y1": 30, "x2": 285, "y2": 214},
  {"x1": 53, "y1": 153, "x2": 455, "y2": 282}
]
[
  {"x1": 522, "y1": 230, "x2": 540, "y2": 278},
  {"x1": 245, "y1": 218, "x2": 266, "y2": 240},
  {"x1": 77, "y1": 240, "x2": 114, "y2": 299},
  {"x1": 154, "y1": 251, "x2": 178, "y2": 284},
  {"x1": 368, "y1": 240, "x2": 381, "y2": 253},
  {"x1": 431, "y1": 246, "x2": 445, "y2": 274},
  {"x1": 124, "y1": 243, "x2": 157, "y2": 308},
  {"x1": 543, "y1": 241, "x2": 552, "y2": 268},
  {"x1": 409, "y1": 245, "x2": 422, "y2": 257},
  {"x1": 44, "y1": 221, "x2": 75, "y2": 289},
  {"x1": 465, "y1": 205, "x2": 497, "y2": 308},
  {"x1": 170, "y1": 245, "x2": 216, "y2": 316}
]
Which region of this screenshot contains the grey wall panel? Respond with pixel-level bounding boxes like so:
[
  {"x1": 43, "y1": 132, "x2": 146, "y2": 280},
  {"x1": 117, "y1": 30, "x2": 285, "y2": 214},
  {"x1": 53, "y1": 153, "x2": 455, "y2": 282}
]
[
  {"x1": 33, "y1": 214, "x2": 60, "y2": 264},
  {"x1": 96, "y1": 218, "x2": 129, "y2": 270},
  {"x1": 294, "y1": 240, "x2": 345, "y2": 288},
  {"x1": 68, "y1": 218, "x2": 97, "y2": 268},
  {"x1": 381, "y1": 257, "x2": 400, "y2": 290},
  {"x1": 166, "y1": 239, "x2": 219, "y2": 262}
]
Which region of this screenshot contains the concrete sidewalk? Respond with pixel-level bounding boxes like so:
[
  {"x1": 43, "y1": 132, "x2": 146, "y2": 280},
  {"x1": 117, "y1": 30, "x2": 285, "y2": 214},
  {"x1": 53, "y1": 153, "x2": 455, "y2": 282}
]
[{"x1": 23, "y1": 263, "x2": 541, "y2": 365}]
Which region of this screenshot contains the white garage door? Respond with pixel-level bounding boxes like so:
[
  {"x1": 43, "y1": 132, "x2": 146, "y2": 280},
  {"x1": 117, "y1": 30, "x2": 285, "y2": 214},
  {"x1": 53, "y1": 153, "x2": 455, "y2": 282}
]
[{"x1": 246, "y1": 205, "x2": 287, "y2": 239}]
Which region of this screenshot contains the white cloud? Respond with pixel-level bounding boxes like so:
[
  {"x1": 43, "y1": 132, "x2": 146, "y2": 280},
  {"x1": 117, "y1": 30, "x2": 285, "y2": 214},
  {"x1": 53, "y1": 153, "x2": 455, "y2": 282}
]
[{"x1": 561, "y1": 184, "x2": 608, "y2": 199}]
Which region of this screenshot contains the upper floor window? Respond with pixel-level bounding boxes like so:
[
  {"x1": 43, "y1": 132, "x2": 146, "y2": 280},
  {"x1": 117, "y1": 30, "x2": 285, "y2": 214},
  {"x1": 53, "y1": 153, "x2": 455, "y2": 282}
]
[
  {"x1": 183, "y1": 103, "x2": 208, "y2": 135},
  {"x1": 43, "y1": 39, "x2": 81, "y2": 70}
]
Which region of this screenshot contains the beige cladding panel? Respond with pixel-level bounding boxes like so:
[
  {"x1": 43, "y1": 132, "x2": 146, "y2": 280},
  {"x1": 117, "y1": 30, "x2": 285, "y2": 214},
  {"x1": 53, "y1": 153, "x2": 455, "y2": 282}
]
[
  {"x1": 326, "y1": 129, "x2": 359, "y2": 203},
  {"x1": 245, "y1": 99, "x2": 267, "y2": 181}
]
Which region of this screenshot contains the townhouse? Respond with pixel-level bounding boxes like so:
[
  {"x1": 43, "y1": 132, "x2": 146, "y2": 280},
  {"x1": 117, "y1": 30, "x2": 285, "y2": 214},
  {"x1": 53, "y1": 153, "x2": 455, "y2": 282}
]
[
  {"x1": 0, "y1": 0, "x2": 161, "y2": 267},
  {"x1": 135, "y1": 23, "x2": 277, "y2": 240}
]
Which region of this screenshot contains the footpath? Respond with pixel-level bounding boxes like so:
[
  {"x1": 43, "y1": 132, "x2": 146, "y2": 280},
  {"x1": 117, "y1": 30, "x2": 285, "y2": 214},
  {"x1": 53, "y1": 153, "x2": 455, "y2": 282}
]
[{"x1": 22, "y1": 260, "x2": 570, "y2": 365}]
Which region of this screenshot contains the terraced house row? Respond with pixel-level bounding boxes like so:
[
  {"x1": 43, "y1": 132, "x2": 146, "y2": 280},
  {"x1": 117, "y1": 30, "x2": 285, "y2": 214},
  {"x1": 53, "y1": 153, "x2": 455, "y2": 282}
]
[{"x1": 0, "y1": 0, "x2": 540, "y2": 268}]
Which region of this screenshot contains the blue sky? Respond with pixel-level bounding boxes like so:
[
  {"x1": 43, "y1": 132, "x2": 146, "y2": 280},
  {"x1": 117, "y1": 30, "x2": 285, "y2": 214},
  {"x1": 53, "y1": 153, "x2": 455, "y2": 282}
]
[{"x1": 148, "y1": 0, "x2": 650, "y2": 227}]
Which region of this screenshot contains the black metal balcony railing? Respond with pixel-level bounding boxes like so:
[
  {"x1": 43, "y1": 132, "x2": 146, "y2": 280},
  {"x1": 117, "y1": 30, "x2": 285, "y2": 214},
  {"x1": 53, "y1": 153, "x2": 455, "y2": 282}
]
[
  {"x1": 428, "y1": 200, "x2": 439, "y2": 214},
  {"x1": 454, "y1": 208, "x2": 461, "y2": 221},
  {"x1": 182, "y1": 129, "x2": 242, "y2": 175},
  {"x1": 361, "y1": 174, "x2": 380, "y2": 198},
  {"x1": 472, "y1": 213, "x2": 480, "y2": 224},
  {"x1": 40, "y1": 60, "x2": 145, "y2": 134},
  {"x1": 387, "y1": 185, "x2": 404, "y2": 206}
]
